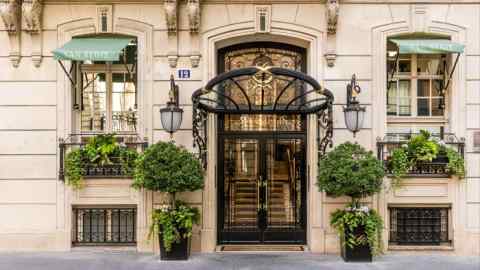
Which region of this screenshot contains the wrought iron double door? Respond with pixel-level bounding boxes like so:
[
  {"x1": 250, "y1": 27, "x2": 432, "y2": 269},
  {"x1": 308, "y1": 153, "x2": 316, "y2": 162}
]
[{"x1": 218, "y1": 136, "x2": 306, "y2": 244}]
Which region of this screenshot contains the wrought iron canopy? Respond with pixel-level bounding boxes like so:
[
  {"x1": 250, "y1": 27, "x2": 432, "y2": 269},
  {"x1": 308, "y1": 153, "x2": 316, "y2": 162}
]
[
  {"x1": 192, "y1": 67, "x2": 333, "y2": 114},
  {"x1": 192, "y1": 66, "x2": 334, "y2": 168}
]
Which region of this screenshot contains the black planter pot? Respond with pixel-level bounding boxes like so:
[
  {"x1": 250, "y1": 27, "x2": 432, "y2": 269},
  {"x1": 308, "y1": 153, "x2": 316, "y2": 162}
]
[
  {"x1": 340, "y1": 226, "x2": 372, "y2": 262},
  {"x1": 159, "y1": 233, "x2": 191, "y2": 260}
]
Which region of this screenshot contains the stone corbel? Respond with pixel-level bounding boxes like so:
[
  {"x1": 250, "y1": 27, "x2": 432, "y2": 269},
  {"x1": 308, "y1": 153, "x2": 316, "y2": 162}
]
[
  {"x1": 326, "y1": 0, "x2": 339, "y2": 35},
  {"x1": 22, "y1": 0, "x2": 43, "y2": 67},
  {"x1": 325, "y1": 0, "x2": 339, "y2": 67},
  {"x1": 167, "y1": 54, "x2": 178, "y2": 68},
  {"x1": 187, "y1": 0, "x2": 200, "y2": 34},
  {"x1": 1, "y1": 0, "x2": 22, "y2": 68},
  {"x1": 324, "y1": 50, "x2": 337, "y2": 68},
  {"x1": 190, "y1": 54, "x2": 200, "y2": 68},
  {"x1": 164, "y1": 0, "x2": 177, "y2": 36}
]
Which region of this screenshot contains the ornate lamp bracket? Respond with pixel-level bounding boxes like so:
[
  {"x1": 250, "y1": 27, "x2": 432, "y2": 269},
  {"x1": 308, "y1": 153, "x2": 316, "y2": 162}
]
[{"x1": 318, "y1": 98, "x2": 334, "y2": 157}]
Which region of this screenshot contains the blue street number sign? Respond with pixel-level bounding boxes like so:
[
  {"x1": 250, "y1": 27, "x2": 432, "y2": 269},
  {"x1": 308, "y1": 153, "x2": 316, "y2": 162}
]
[{"x1": 178, "y1": 69, "x2": 191, "y2": 79}]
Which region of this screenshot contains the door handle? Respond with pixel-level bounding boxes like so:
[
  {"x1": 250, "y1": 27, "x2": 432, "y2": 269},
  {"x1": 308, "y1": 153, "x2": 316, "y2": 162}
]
[
  {"x1": 257, "y1": 178, "x2": 261, "y2": 211},
  {"x1": 264, "y1": 179, "x2": 268, "y2": 212}
]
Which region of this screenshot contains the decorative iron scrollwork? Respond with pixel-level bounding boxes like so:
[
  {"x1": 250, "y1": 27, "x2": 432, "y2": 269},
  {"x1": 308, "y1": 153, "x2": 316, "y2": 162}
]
[
  {"x1": 318, "y1": 99, "x2": 334, "y2": 157},
  {"x1": 192, "y1": 97, "x2": 208, "y2": 168},
  {"x1": 192, "y1": 66, "x2": 335, "y2": 168}
]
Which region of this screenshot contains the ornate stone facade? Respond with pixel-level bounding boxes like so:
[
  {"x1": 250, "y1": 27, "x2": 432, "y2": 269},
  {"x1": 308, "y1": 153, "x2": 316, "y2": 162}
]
[{"x1": 0, "y1": 0, "x2": 477, "y2": 258}]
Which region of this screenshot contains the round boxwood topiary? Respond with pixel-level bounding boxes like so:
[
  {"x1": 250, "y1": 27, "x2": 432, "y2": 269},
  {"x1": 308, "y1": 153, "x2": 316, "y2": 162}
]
[
  {"x1": 132, "y1": 141, "x2": 204, "y2": 195},
  {"x1": 317, "y1": 142, "x2": 384, "y2": 203}
]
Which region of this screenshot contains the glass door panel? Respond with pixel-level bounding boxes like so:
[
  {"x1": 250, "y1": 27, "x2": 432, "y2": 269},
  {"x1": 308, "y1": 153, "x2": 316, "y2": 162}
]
[
  {"x1": 111, "y1": 73, "x2": 137, "y2": 132},
  {"x1": 222, "y1": 139, "x2": 260, "y2": 231},
  {"x1": 81, "y1": 72, "x2": 107, "y2": 132},
  {"x1": 265, "y1": 139, "x2": 304, "y2": 231}
]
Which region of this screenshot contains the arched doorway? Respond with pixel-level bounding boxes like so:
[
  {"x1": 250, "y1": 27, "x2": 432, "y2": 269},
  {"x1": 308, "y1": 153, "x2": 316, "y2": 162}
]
[{"x1": 192, "y1": 43, "x2": 333, "y2": 244}]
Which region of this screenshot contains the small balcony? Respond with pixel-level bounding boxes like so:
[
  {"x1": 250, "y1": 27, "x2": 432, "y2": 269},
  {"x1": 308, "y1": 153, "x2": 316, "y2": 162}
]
[
  {"x1": 377, "y1": 133, "x2": 465, "y2": 178},
  {"x1": 59, "y1": 134, "x2": 147, "y2": 180}
]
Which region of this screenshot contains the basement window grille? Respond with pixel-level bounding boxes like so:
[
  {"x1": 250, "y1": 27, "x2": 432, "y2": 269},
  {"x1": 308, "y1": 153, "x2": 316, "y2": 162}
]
[
  {"x1": 73, "y1": 207, "x2": 136, "y2": 246},
  {"x1": 389, "y1": 207, "x2": 450, "y2": 245}
]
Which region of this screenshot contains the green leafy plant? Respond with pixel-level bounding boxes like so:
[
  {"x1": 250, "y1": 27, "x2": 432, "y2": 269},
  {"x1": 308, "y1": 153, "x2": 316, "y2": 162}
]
[
  {"x1": 132, "y1": 141, "x2": 204, "y2": 195},
  {"x1": 330, "y1": 205, "x2": 383, "y2": 256},
  {"x1": 388, "y1": 130, "x2": 466, "y2": 184},
  {"x1": 150, "y1": 201, "x2": 200, "y2": 252},
  {"x1": 317, "y1": 142, "x2": 385, "y2": 256},
  {"x1": 64, "y1": 134, "x2": 139, "y2": 189},
  {"x1": 317, "y1": 142, "x2": 385, "y2": 203},
  {"x1": 64, "y1": 149, "x2": 86, "y2": 189},
  {"x1": 444, "y1": 147, "x2": 465, "y2": 178},
  {"x1": 133, "y1": 141, "x2": 204, "y2": 253}
]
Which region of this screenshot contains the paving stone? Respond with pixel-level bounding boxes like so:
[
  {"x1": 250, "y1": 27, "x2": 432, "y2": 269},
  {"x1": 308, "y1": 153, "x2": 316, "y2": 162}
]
[{"x1": 0, "y1": 251, "x2": 478, "y2": 270}]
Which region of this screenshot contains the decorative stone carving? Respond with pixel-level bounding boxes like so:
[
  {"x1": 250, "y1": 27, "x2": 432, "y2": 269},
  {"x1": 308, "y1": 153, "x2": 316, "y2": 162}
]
[
  {"x1": 0, "y1": 0, "x2": 20, "y2": 33},
  {"x1": 22, "y1": 0, "x2": 41, "y2": 33},
  {"x1": 167, "y1": 55, "x2": 178, "y2": 68},
  {"x1": 190, "y1": 54, "x2": 200, "y2": 68},
  {"x1": 164, "y1": 0, "x2": 177, "y2": 35},
  {"x1": 22, "y1": 0, "x2": 43, "y2": 67},
  {"x1": 187, "y1": 0, "x2": 200, "y2": 33},
  {"x1": 326, "y1": 0, "x2": 339, "y2": 35},
  {"x1": 0, "y1": 0, "x2": 21, "y2": 67},
  {"x1": 325, "y1": 50, "x2": 337, "y2": 67}
]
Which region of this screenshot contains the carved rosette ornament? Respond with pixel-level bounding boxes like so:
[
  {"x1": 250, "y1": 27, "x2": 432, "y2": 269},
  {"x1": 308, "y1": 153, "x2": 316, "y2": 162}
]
[
  {"x1": 187, "y1": 0, "x2": 200, "y2": 33},
  {"x1": 164, "y1": 0, "x2": 177, "y2": 35},
  {"x1": 0, "y1": 0, "x2": 21, "y2": 67},
  {"x1": 326, "y1": 0, "x2": 339, "y2": 35}
]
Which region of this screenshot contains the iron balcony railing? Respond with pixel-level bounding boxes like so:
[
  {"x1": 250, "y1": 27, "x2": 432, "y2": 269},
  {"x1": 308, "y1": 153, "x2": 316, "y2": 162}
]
[
  {"x1": 377, "y1": 133, "x2": 465, "y2": 177},
  {"x1": 59, "y1": 133, "x2": 147, "y2": 180}
]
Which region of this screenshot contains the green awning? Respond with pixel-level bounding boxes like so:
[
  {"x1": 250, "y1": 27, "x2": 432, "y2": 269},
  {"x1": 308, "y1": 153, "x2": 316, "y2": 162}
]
[
  {"x1": 390, "y1": 39, "x2": 465, "y2": 54},
  {"x1": 52, "y1": 37, "x2": 133, "y2": 61}
]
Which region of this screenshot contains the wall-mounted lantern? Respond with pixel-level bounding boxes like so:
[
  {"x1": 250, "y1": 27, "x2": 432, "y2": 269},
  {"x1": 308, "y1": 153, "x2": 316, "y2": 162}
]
[
  {"x1": 160, "y1": 75, "x2": 183, "y2": 140},
  {"x1": 343, "y1": 74, "x2": 365, "y2": 137}
]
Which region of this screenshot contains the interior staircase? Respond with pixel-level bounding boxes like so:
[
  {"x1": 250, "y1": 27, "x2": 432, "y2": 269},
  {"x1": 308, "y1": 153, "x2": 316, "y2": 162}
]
[{"x1": 231, "y1": 179, "x2": 292, "y2": 227}]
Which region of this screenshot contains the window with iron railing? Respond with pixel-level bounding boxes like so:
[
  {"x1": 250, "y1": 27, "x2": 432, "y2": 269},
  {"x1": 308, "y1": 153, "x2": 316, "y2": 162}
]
[{"x1": 386, "y1": 40, "x2": 450, "y2": 137}]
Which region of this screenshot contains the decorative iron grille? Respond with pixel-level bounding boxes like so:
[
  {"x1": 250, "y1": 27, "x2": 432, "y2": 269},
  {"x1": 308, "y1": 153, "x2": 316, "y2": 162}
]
[
  {"x1": 72, "y1": 208, "x2": 136, "y2": 246},
  {"x1": 389, "y1": 207, "x2": 450, "y2": 245}
]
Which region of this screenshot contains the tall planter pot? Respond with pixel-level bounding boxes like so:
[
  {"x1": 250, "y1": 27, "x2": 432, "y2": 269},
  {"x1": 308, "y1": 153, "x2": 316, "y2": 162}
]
[
  {"x1": 159, "y1": 232, "x2": 191, "y2": 261},
  {"x1": 340, "y1": 225, "x2": 372, "y2": 262}
]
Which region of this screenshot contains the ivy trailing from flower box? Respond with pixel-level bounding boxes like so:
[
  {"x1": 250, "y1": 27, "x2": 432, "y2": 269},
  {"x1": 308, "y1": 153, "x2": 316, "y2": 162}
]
[
  {"x1": 387, "y1": 130, "x2": 465, "y2": 186},
  {"x1": 64, "y1": 134, "x2": 139, "y2": 189}
]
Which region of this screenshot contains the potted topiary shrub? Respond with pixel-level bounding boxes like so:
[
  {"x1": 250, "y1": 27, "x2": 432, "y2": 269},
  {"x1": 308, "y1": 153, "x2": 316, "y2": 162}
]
[
  {"x1": 132, "y1": 141, "x2": 204, "y2": 260},
  {"x1": 317, "y1": 142, "x2": 385, "y2": 262}
]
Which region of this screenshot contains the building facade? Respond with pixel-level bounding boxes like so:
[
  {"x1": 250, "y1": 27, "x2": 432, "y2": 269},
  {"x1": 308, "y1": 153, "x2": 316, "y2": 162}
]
[{"x1": 0, "y1": 0, "x2": 479, "y2": 256}]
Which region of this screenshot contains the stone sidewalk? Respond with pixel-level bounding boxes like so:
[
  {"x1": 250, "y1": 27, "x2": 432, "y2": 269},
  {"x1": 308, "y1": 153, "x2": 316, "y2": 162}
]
[{"x1": 0, "y1": 251, "x2": 478, "y2": 270}]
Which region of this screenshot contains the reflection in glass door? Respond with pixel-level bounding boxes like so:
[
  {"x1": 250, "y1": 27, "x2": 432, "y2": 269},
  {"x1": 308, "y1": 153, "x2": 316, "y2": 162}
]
[{"x1": 265, "y1": 139, "x2": 303, "y2": 231}]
